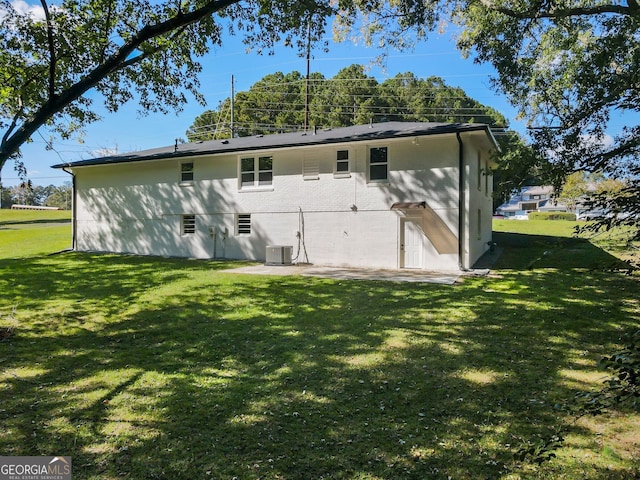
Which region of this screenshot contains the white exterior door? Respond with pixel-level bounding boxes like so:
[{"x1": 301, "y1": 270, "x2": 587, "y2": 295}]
[{"x1": 402, "y1": 218, "x2": 424, "y2": 269}]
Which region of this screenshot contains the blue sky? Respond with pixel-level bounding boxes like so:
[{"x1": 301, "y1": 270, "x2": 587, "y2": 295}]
[{"x1": 10, "y1": 28, "x2": 525, "y2": 187}]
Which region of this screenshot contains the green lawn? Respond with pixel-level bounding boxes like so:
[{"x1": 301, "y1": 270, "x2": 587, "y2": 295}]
[
  {"x1": 0, "y1": 209, "x2": 72, "y2": 258},
  {"x1": 0, "y1": 217, "x2": 638, "y2": 479},
  {"x1": 0, "y1": 208, "x2": 71, "y2": 224}
]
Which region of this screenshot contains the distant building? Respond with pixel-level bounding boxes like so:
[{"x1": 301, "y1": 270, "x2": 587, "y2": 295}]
[{"x1": 495, "y1": 186, "x2": 568, "y2": 219}]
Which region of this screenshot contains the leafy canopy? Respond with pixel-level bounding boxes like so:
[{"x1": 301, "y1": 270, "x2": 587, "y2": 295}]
[
  {"x1": 333, "y1": 1, "x2": 640, "y2": 236},
  {"x1": 2, "y1": 0, "x2": 639, "y2": 239},
  {"x1": 186, "y1": 65, "x2": 508, "y2": 140},
  {"x1": 0, "y1": 0, "x2": 337, "y2": 172},
  {"x1": 453, "y1": 1, "x2": 640, "y2": 236}
]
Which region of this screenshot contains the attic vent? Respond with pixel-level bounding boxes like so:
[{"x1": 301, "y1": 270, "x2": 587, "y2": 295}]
[{"x1": 303, "y1": 156, "x2": 319, "y2": 180}]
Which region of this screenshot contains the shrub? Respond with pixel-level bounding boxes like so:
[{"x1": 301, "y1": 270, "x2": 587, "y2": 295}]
[{"x1": 528, "y1": 212, "x2": 577, "y2": 221}]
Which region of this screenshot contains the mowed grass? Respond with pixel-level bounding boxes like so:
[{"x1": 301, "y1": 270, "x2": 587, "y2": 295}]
[
  {"x1": 0, "y1": 214, "x2": 638, "y2": 479},
  {"x1": 0, "y1": 208, "x2": 71, "y2": 224},
  {"x1": 0, "y1": 209, "x2": 71, "y2": 258}
]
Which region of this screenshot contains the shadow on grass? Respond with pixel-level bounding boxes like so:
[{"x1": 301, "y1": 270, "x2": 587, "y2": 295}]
[
  {"x1": 492, "y1": 231, "x2": 633, "y2": 271},
  {"x1": 0, "y1": 251, "x2": 638, "y2": 479},
  {"x1": 0, "y1": 218, "x2": 72, "y2": 226}
]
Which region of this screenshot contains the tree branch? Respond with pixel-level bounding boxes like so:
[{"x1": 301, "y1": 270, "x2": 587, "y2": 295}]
[
  {"x1": 119, "y1": 26, "x2": 188, "y2": 69},
  {"x1": 0, "y1": 0, "x2": 242, "y2": 167},
  {"x1": 480, "y1": 0, "x2": 638, "y2": 19},
  {"x1": 1, "y1": 99, "x2": 24, "y2": 147},
  {"x1": 39, "y1": 0, "x2": 57, "y2": 100},
  {"x1": 100, "y1": 0, "x2": 116, "y2": 64}
]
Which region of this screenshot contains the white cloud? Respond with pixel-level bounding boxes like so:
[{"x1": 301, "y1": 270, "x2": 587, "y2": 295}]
[
  {"x1": 581, "y1": 132, "x2": 615, "y2": 150},
  {"x1": 12, "y1": 0, "x2": 46, "y2": 18}
]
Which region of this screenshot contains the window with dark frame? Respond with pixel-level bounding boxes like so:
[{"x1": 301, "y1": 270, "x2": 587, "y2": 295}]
[
  {"x1": 240, "y1": 156, "x2": 273, "y2": 188},
  {"x1": 237, "y1": 214, "x2": 251, "y2": 235},
  {"x1": 181, "y1": 162, "x2": 194, "y2": 182},
  {"x1": 182, "y1": 214, "x2": 196, "y2": 235},
  {"x1": 258, "y1": 156, "x2": 273, "y2": 185},
  {"x1": 369, "y1": 147, "x2": 388, "y2": 182},
  {"x1": 484, "y1": 161, "x2": 489, "y2": 194},
  {"x1": 336, "y1": 150, "x2": 350, "y2": 173}
]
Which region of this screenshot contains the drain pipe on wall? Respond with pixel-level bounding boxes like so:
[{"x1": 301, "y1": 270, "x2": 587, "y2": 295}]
[
  {"x1": 456, "y1": 132, "x2": 465, "y2": 271},
  {"x1": 62, "y1": 166, "x2": 76, "y2": 251}
]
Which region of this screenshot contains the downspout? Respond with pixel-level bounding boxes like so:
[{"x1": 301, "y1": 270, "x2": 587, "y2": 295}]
[
  {"x1": 456, "y1": 133, "x2": 465, "y2": 271},
  {"x1": 62, "y1": 166, "x2": 76, "y2": 251}
]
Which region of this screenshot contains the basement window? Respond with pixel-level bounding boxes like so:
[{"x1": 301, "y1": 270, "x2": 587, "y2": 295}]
[
  {"x1": 237, "y1": 214, "x2": 251, "y2": 235},
  {"x1": 182, "y1": 214, "x2": 196, "y2": 235}
]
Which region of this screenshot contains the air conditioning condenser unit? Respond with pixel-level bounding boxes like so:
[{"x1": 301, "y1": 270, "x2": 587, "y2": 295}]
[{"x1": 265, "y1": 245, "x2": 293, "y2": 266}]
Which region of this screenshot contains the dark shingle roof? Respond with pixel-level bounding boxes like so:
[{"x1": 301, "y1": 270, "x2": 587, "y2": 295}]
[{"x1": 52, "y1": 122, "x2": 497, "y2": 169}]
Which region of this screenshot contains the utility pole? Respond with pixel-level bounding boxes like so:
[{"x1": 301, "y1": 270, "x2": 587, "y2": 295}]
[
  {"x1": 230, "y1": 74, "x2": 235, "y2": 138},
  {"x1": 304, "y1": 20, "x2": 311, "y2": 131}
]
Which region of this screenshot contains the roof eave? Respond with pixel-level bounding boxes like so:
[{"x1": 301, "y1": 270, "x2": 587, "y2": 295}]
[{"x1": 52, "y1": 123, "x2": 497, "y2": 169}]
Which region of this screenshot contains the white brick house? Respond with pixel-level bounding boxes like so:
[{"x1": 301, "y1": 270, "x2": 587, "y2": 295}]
[{"x1": 53, "y1": 122, "x2": 498, "y2": 271}]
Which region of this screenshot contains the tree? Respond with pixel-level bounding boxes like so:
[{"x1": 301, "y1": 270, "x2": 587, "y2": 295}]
[
  {"x1": 233, "y1": 71, "x2": 308, "y2": 134},
  {"x1": 10, "y1": 181, "x2": 36, "y2": 205},
  {"x1": 0, "y1": 0, "x2": 336, "y2": 174},
  {"x1": 0, "y1": 182, "x2": 13, "y2": 208},
  {"x1": 378, "y1": 73, "x2": 507, "y2": 125},
  {"x1": 186, "y1": 65, "x2": 508, "y2": 141},
  {"x1": 330, "y1": 1, "x2": 640, "y2": 238},
  {"x1": 44, "y1": 182, "x2": 73, "y2": 209},
  {"x1": 559, "y1": 172, "x2": 589, "y2": 213},
  {"x1": 490, "y1": 130, "x2": 547, "y2": 209},
  {"x1": 454, "y1": 1, "x2": 640, "y2": 237}
]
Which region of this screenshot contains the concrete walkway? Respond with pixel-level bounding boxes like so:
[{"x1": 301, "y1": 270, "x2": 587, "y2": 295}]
[{"x1": 222, "y1": 264, "x2": 466, "y2": 285}]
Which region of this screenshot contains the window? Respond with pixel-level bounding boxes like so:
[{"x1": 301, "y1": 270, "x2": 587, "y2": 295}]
[
  {"x1": 237, "y1": 214, "x2": 251, "y2": 235},
  {"x1": 181, "y1": 162, "x2": 194, "y2": 183},
  {"x1": 484, "y1": 161, "x2": 489, "y2": 194},
  {"x1": 336, "y1": 150, "x2": 350, "y2": 175},
  {"x1": 477, "y1": 209, "x2": 482, "y2": 240},
  {"x1": 477, "y1": 154, "x2": 482, "y2": 191},
  {"x1": 369, "y1": 147, "x2": 388, "y2": 182},
  {"x1": 182, "y1": 214, "x2": 196, "y2": 235},
  {"x1": 240, "y1": 156, "x2": 273, "y2": 188}
]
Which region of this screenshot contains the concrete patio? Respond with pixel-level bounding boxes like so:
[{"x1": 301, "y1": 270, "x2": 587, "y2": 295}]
[{"x1": 221, "y1": 264, "x2": 477, "y2": 285}]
